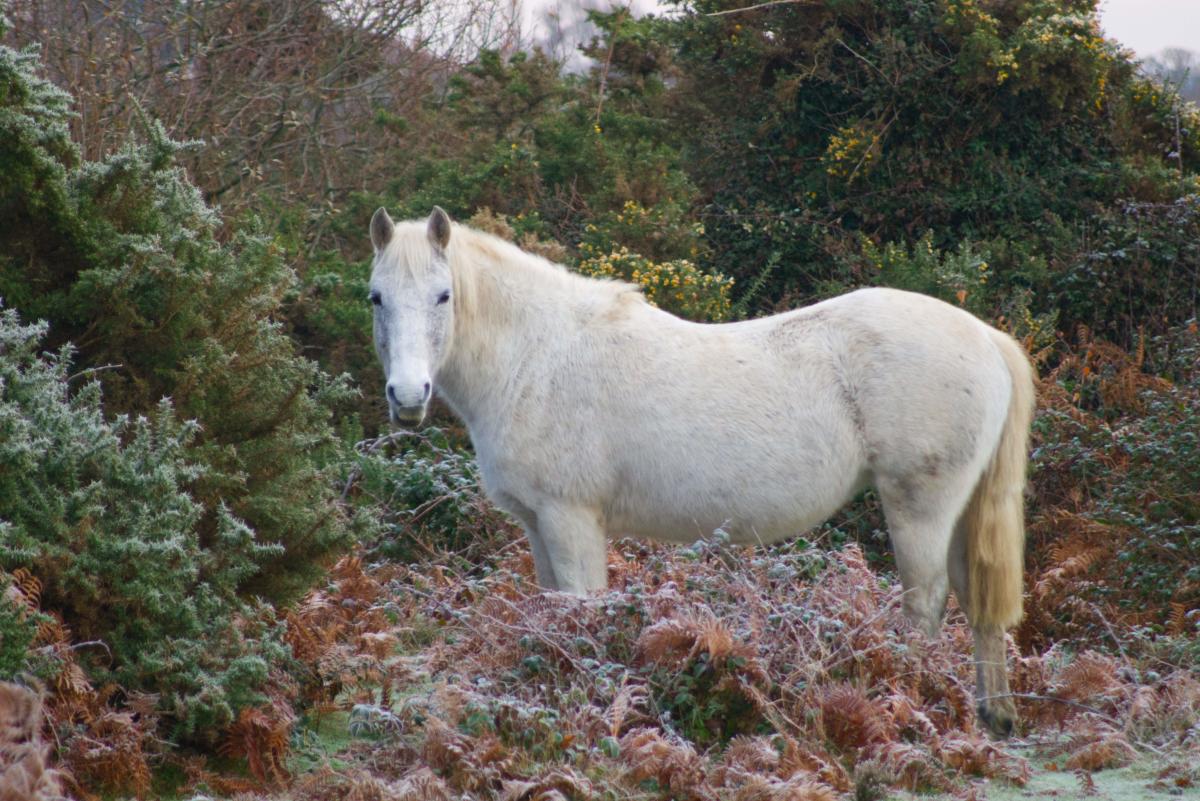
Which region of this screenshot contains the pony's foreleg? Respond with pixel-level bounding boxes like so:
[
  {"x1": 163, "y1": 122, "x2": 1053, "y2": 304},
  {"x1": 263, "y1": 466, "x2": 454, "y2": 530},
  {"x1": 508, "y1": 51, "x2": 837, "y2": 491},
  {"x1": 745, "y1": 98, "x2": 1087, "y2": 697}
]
[
  {"x1": 534, "y1": 504, "x2": 608, "y2": 595},
  {"x1": 524, "y1": 527, "x2": 559, "y2": 590}
]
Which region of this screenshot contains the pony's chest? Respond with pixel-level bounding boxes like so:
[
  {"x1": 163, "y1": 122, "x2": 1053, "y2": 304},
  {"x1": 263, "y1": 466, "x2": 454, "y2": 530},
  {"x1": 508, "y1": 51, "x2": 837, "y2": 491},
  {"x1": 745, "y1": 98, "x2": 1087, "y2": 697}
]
[
  {"x1": 467, "y1": 436, "x2": 543, "y2": 511},
  {"x1": 468, "y1": 424, "x2": 611, "y2": 516}
]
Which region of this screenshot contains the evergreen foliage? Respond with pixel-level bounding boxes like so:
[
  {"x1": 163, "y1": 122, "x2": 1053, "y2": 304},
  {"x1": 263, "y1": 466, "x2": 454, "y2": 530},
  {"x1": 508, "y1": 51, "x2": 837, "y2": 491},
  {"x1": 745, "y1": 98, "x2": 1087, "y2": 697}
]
[
  {"x1": 0, "y1": 35, "x2": 374, "y2": 743},
  {"x1": 0, "y1": 308, "x2": 287, "y2": 740},
  {"x1": 653, "y1": 0, "x2": 1199, "y2": 337},
  {"x1": 0, "y1": 39, "x2": 362, "y2": 605}
]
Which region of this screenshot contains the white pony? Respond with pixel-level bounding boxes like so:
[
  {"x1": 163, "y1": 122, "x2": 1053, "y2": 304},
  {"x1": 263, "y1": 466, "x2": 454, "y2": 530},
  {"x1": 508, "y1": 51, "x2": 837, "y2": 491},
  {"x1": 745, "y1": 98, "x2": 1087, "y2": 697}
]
[{"x1": 368, "y1": 207, "x2": 1036, "y2": 737}]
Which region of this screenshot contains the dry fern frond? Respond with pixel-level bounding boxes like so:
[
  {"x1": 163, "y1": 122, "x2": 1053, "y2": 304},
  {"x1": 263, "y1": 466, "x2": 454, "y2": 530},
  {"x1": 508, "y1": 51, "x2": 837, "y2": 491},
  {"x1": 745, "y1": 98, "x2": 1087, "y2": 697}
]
[
  {"x1": 817, "y1": 684, "x2": 893, "y2": 751},
  {"x1": 178, "y1": 755, "x2": 261, "y2": 797},
  {"x1": 856, "y1": 742, "x2": 947, "y2": 792},
  {"x1": 620, "y1": 727, "x2": 707, "y2": 798},
  {"x1": 290, "y1": 765, "x2": 449, "y2": 801},
  {"x1": 637, "y1": 615, "x2": 706, "y2": 667},
  {"x1": 0, "y1": 683, "x2": 68, "y2": 801},
  {"x1": 884, "y1": 692, "x2": 940, "y2": 743},
  {"x1": 1041, "y1": 534, "x2": 1108, "y2": 587},
  {"x1": 1064, "y1": 732, "x2": 1138, "y2": 771},
  {"x1": 64, "y1": 709, "x2": 153, "y2": 799},
  {"x1": 693, "y1": 615, "x2": 739, "y2": 662},
  {"x1": 5, "y1": 568, "x2": 42, "y2": 610},
  {"x1": 637, "y1": 609, "x2": 758, "y2": 672},
  {"x1": 1075, "y1": 767, "x2": 1099, "y2": 795},
  {"x1": 1053, "y1": 653, "x2": 1126, "y2": 707},
  {"x1": 1118, "y1": 673, "x2": 1200, "y2": 749},
  {"x1": 219, "y1": 699, "x2": 296, "y2": 786},
  {"x1": 391, "y1": 767, "x2": 454, "y2": 801},
  {"x1": 421, "y1": 718, "x2": 508, "y2": 792},
  {"x1": 606, "y1": 680, "x2": 647, "y2": 739},
  {"x1": 722, "y1": 735, "x2": 781, "y2": 774},
  {"x1": 726, "y1": 773, "x2": 838, "y2": 801},
  {"x1": 1167, "y1": 602, "x2": 1195, "y2": 636},
  {"x1": 936, "y1": 734, "x2": 1030, "y2": 784},
  {"x1": 1161, "y1": 671, "x2": 1200, "y2": 714},
  {"x1": 498, "y1": 768, "x2": 592, "y2": 801},
  {"x1": 777, "y1": 737, "x2": 853, "y2": 792},
  {"x1": 285, "y1": 594, "x2": 343, "y2": 664}
]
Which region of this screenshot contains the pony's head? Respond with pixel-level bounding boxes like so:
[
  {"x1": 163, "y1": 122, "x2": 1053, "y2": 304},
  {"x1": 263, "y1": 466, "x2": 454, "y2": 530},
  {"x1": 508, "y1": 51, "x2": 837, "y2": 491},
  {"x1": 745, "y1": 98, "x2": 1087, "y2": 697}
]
[{"x1": 368, "y1": 207, "x2": 455, "y2": 427}]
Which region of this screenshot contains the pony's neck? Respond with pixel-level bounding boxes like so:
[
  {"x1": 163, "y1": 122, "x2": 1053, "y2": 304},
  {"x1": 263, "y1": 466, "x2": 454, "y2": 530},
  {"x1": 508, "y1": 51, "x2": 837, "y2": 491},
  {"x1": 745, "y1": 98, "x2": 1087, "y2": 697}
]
[{"x1": 433, "y1": 236, "x2": 589, "y2": 432}]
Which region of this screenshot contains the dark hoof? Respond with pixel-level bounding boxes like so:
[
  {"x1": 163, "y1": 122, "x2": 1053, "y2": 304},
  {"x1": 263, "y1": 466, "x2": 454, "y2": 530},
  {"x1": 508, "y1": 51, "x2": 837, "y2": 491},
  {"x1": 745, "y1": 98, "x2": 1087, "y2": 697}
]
[{"x1": 977, "y1": 701, "x2": 1016, "y2": 739}]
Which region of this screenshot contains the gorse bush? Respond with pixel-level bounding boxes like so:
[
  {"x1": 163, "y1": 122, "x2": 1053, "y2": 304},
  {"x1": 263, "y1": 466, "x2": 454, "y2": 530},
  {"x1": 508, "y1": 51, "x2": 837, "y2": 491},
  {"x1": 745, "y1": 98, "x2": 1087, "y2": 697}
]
[
  {"x1": 640, "y1": 0, "x2": 1200, "y2": 335},
  {"x1": 0, "y1": 308, "x2": 287, "y2": 741},
  {"x1": 829, "y1": 233, "x2": 1058, "y2": 349},
  {"x1": 0, "y1": 572, "x2": 41, "y2": 680},
  {"x1": 577, "y1": 245, "x2": 734, "y2": 322},
  {"x1": 0, "y1": 38, "x2": 362, "y2": 606},
  {"x1": 0, "y1": 35, "x2": 373, "y2": 745}
]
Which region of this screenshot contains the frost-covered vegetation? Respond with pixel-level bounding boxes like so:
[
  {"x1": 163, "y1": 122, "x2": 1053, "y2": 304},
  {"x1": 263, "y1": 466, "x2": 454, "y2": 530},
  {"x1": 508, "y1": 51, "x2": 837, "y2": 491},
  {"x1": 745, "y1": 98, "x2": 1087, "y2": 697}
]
[{"x1": 0, "y1": 0, "x2": 1198, "y2": 798}]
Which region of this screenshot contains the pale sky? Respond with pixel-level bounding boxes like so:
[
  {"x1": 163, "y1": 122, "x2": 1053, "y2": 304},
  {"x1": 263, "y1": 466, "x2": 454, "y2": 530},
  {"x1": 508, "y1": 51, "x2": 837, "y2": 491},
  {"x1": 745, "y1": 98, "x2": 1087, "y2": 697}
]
[{"x1": 1098, "y1": 0, "x2": 1200, "y2": 57}]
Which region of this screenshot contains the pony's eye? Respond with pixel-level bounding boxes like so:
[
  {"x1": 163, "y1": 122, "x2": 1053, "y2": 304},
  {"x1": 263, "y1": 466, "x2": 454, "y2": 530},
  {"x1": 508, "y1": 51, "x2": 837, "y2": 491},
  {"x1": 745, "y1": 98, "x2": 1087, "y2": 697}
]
[
  {"x1": 436, "y1": 290, "x2": 451, "y2": 305},
  {"x1": 369, "y1": 291, "x2": 382, "y2": 306}
]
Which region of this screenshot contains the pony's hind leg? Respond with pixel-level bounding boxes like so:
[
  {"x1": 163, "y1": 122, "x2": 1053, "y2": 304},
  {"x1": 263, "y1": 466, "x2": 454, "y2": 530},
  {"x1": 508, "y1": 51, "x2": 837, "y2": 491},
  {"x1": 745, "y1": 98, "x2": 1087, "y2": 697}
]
[
  {"x1": 949, "y1": 520, "x2": 1018, "y2": 738},
  {"x1": 883, "y1": 520, "x2": 952, "y2": 639},
  {"x1": 969, "y1": 623, "x2": 1015, "y2": 737},
  {"x1": 877, "y1": 471, "x2": 979, "y2": 640},
  {"x1": 880, "y1": 471, "x2": 1022, "y2": 736},
  {"x1": 533, "y1": 503, "x2": 608, "y2": 595}
]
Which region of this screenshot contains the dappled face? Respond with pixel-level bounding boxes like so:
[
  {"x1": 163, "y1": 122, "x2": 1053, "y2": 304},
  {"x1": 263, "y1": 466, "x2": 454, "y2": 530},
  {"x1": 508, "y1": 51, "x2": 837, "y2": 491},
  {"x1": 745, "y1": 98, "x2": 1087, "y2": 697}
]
[{"x1": 368, "y1": 208, "x2": 454, "y2": 427}]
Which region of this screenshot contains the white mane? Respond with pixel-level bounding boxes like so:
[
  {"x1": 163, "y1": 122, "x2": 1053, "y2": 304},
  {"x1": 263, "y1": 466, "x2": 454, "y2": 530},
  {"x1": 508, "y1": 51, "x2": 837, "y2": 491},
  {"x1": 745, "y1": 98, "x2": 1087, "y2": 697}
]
[{"x1": 383, "y1": 220, "x2": 642, "y2": 329}]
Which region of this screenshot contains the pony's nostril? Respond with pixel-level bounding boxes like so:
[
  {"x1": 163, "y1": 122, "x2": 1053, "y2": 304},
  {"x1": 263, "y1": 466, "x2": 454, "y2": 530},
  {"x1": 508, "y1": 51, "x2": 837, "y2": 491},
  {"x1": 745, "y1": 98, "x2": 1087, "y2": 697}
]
[{"x1": 385, "y1": 381, "x2": 429, "y2": 407}]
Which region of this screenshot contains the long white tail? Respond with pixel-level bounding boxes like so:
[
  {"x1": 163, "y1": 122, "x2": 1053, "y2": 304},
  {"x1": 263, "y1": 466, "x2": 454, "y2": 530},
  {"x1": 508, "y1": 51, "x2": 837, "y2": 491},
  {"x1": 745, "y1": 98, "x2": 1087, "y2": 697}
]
[{"x1": 963, "y1": 331, "x2": 1035, "y2": 631}]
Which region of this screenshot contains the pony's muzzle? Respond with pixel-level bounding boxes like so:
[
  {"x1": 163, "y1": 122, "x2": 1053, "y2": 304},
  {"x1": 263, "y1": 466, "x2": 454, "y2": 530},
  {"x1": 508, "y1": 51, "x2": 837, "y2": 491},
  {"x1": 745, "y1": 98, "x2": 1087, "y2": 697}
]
[
  {"x1": 389, "y1": 404, "x2": 426, "y2": 428},
  {"x1": 386, "y1": 380, "x2": 431, "y2": 427}
]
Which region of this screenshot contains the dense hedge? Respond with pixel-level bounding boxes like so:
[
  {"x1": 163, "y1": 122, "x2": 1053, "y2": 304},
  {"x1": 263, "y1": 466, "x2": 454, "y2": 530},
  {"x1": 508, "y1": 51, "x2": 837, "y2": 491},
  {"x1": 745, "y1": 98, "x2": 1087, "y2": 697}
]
[{"x1": 301, "y1": 0, "x2": 1198, "y2": 352}]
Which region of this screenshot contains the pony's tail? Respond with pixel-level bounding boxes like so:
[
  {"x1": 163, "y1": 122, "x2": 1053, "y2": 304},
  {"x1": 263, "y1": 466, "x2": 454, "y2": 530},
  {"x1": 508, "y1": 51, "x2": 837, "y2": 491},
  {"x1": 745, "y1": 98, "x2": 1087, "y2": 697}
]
[{"x1": 963, "y1": 331, "x2": 1036, "y2": 631}]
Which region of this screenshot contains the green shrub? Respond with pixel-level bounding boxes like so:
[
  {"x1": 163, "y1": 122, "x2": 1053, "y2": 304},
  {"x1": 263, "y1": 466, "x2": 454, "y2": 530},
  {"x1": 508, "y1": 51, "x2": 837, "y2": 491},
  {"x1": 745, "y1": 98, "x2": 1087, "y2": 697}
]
[
  {"x1": 577, "y1": 244, "x2": 734, "y2": 322},
  {"x1": 637, "y1": 0, "x2": 1198, "y2": 337},
  {"x1": 346, "y1": 429, "x2": 515, "y2": 562},
  {"x1": 647, "y1": 650, "x2": 766, "y2": 747},
  {"x1": 0, "y1": 571, "x2": 41, "y2": 680},
  {"x1": 830, "y1": 233, "x2": 1057, "y2": 348},
  {"x1": 1058, "y1": 195, "x2": 1200, "y2": 344},
  {"x1": 0, "y1": 40, "x2": 362, "y2": 605},
  {"x1": 0, "y1": 307, "x2": 287, "y2": 741}
]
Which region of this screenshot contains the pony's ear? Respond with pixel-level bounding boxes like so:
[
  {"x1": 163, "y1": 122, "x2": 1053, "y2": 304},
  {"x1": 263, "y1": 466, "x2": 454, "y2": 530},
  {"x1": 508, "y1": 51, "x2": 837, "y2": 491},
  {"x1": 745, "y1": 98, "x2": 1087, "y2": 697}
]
[
  {"x1": 427, "y1": 206, "x2": 452, "y2": 252},
  {"x1": 370, "y1": 207, "x2": 394, "y2": 252}
]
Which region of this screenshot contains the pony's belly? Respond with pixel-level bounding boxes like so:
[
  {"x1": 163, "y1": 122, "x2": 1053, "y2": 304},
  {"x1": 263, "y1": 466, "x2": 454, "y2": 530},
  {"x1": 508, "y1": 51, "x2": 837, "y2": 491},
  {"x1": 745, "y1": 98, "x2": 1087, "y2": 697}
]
[
  {"x1": 599, "y1": 427, "x2": 869, "y2": 546},
  {"x1": 606, "y1": 478, "x2": 861, "y2": 546},
  {"x1": 614, "y1": 514, "x2": 821, "y2": 545}
]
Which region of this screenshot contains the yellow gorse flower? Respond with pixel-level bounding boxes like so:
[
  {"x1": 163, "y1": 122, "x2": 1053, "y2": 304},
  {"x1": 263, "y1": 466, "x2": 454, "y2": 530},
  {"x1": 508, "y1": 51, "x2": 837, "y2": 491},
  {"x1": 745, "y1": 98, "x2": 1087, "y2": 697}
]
[{"x1": 577, "y1": 248, "x2": 733, "y2": 322}]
